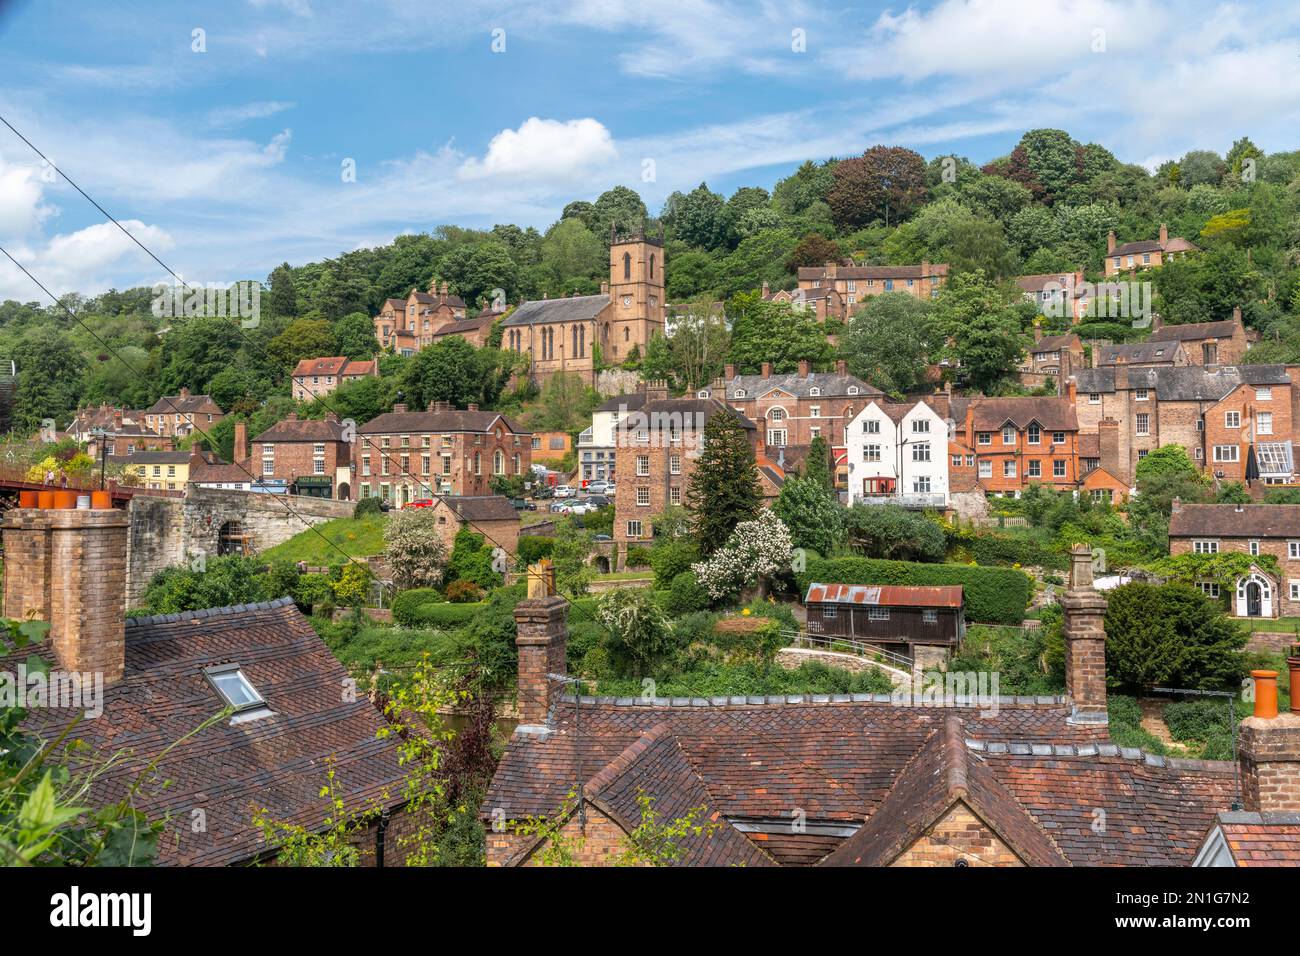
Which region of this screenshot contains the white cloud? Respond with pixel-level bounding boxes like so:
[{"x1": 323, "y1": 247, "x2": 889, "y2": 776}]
[
  {"x1": 206, "y1": 101, "x2": 295, "y2": 127},
  {"x1": 458, "y1": 118, "x2": 618, "y2": 181},
  {"x1": 0, "y1": 154, "x2": 54, "y2": 237},
  {"x1": 0, "y1": 220, "x2": 172, "y2": 301}
]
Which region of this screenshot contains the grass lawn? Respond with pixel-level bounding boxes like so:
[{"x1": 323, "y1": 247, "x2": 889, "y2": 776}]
[
  {"x1": 1240, "y1": 617, "x2": 1300, "y2": 634},
  {"x1": 261, "y1": 514, "x2": 388, "y2": 565},
  {"x1": 593, "y1": 570, "x2": 654, "y2": 581}
]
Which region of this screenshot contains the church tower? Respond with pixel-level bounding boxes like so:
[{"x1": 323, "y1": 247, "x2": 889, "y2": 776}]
[{"x1": 605, "y1": 226, "x2": 665, "y2": 363}]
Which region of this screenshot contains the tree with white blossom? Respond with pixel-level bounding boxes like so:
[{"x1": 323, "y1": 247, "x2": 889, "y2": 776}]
[{"x1": 691, "y1": 510, "x2": 795, "y2": 601}]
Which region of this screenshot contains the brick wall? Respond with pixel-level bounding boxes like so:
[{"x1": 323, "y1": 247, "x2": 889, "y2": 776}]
[
  {"x1": 1239, "y1": 714, "x2": 1300, "y2": 813},
  {"x1": 890, "y1": 804, "x2": 1023, "y2": 866}
]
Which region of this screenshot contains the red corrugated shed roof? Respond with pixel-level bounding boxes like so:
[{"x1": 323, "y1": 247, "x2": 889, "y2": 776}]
[{"x1": 804, "y1": 582, "x2": 964, "y2": 608}]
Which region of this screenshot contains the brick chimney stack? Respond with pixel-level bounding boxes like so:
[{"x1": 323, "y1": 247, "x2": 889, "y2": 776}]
[
  {"x1": 1106, "y1": 231, "x2": 1116, "y2": 254},
  {"x1": 835, "y1": 358, "x2": 848, "y2": 376},
  {"x1": 2, "y1": 508, "x2": 130, "y2": 685},
  {"x1": 760, "y1": 361, "x2": 773, "y2": 377},
  {"x1": 724, "y1": 363, "x2": 736, "y2": 380},
  {"x1": 233, "y1": 421, "x2": 248, "y2": 463},
  {"x1": 1158, "y1": 223, "x2": 1168, "y2": 247},
  {"x1": 798, "y1": 359, "x2": 811, "y2": 377},
  {"x1": 824, "y1": 261, "x2": 837, "y2": 280},
  {"x1": 1238, "y1": 671, "x2": 1300, "y2": 812},
  {"x1": 513, "y1": 561, "x2": 568, "y2": 730},
  {"x1": 1061, "y1": 543, "x2": 1108, "y2": 724},
  {"x1": 1098, "y1": 418, "x2": 1120, "y2": 476},
  {"x1": 1233, "y1": 305, "x2": 1243, "y2": 325}
]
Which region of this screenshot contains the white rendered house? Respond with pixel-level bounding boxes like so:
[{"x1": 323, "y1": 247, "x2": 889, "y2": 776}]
[{"x1": 844, "y1": 400, "x2": 949, "y2": 508}]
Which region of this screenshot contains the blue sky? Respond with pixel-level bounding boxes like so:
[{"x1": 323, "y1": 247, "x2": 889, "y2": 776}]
[{"x1": 1, "y1": 0, "x2": 1299, "y2": 300}]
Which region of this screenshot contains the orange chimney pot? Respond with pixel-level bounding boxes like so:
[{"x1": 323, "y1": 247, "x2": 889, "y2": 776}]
[{"x1": 1253, "y1": 670, "x2": 1279, "y2": 719}]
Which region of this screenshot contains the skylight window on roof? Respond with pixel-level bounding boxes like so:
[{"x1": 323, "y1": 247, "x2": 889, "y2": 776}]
[{"x1": 205, "y1": 663, "x2": 266, "y2": 712}]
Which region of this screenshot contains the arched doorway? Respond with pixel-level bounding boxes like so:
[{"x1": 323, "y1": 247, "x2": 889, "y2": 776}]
[
  {"x1": 218, "y1": 520, "x2": 249, "y2": 556},
  {"x1": 1236, "y1": 572, "x2": 1273, "y2": 618},
  {"x1": 337, "y1": 481, "x2": 350, "y2": 502},
  {"x1": 593, "y1": 555, "x2": 611, "y2": 574}
]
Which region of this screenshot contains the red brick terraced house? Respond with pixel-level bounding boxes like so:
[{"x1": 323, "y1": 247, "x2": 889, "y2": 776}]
[
  {"x1": 951, "y1": 395, "x2": 1082, "y2": 496},
  {"x1": 1104, "y1": 223, "x2": 1198, "y2": 275},
  {"x1": 760, "y1": 281, "x2": 845, "y2": 322},
  {"x1": 291, "y1": 356, "x2": 378, "y2": 401},
  {"x1": 480, "y1": 547, "x2": 1283, "y2": 867},
  {"x1": 140, "y1": 388, "x2": 225, "y2": 439},
  {"x1": 354, "y1": 401, "x2": 530, "y2": 506},
  {"x1": 1020, "y1": 328, "x2": 1085, "y2": 387},
  {"x1": 1071, "y1": 364, "x2": 1295, "y2": 485},
  {"x1": 1168, "y1": 502, "x2": 1300, "y2": 620},
  {"x1": 0, "y1": 508, "x2": 412, "y2": 866},
  {"x1": 249, "y1": 414, "x2": 355, "y2": 499},
  {"x1": 1016, "y1": 271, "x2": 1090, "y2": 324}
]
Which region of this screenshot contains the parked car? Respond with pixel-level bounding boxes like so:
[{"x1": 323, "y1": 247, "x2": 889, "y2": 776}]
[
  {"x1": 408, "y1": 499, "x2": 435, "y2": 508},
  {"x1": 585, "y1": 494, "x2": 610, "y2": 508},
  {"x1": 604, "y1": 483, "x2": 617, "y2": 496},
  {"x1": 549, "y1": 502, "x2": 572, "y2": 513},
  {"x1": 553, "y1": 485, "x2": 576, "y2": 498},
  {"x1": 509, "y1": 498, "x2": 536, "y2": 511},
  {"x1": 566, "y1": 501, "x2": 598, "y2": 515},
  {"x1": 586, "y1": 480, "x2": 610, "y2": 495},
  {"x1": 593, "y1": 533, "x2": 612, "y2": 542}
]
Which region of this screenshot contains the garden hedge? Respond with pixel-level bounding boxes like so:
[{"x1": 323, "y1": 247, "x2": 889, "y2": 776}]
[
  {"x1": 796, "y1": 557, "x2": 1032, "y2": 625},
  {"x1": 391, "y1": 588, "x2": 445, "y2": 626},
  {"x1": 406, "y1": 601, "x2": 487, "y2": 628}
]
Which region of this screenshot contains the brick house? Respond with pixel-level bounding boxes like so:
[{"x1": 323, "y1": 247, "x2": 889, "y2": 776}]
[
  {"x1": 0, "y1": 508, "x2": 410, "y2": 865},
  {"x1": 482, "y1": 548, "x2": 1248, "y2": 866},
  {"x1": 1020, "y1": 328, "x2": 1084, "y2": 387},
  {"x1": 82, "y1": 412, "x2": 174, "y2": 458},
  {"x1": 1072, "y1": 364, "x2": 1294, "y2": 484},
  {"x1": 612, "y1": 392, "x2": 780, "y2": 559},
  {"x1": 248, "y1": 414, "x2": 355, "y2": 499},
  {"x1": 578, "y1": 391, "x2": 652, "y2": 486},
  {"x1": 1147, "y1": 307, "x2": 1251, "y2": 367},
  {"x1": 1016, "y1": 271, "x2": 1089, "y2": 323},
  {"x1": 428, "y1": 495, "x2": 521, "y2": 557},
  {"x1": 1168, "y1": 502, "x2": 1300, "y2": 619},
  {"x1": 795, "y1": 260, "x2": 948, "y2": 321},
  {"x1": 373, "y1": 281, "x2": 467, "y2": 354},
  {"x1": 704, "y1": 359, "x2": 881, "y2": 453},
  {"x1": 951, "y1": 395, "x2": 1082, "y2": 495},
  {"x1": 430, "y1": 309, "x2": 501, "y2": 349},
  {"x1": 141, "y1": 388, "x2": 225, "y2": 439},
  {"x1": 291, "y1": 356, "x2": 378, "y2": 401},
  {"x1": 1104, "y1": 223, "x2": 1198, "y2": 275},
  {"x1": 503, "y1": 230, "x2": 666, "y2": 384},
  {"x1": 760, "y1": 281, "x2": 845, "y2": 322},
  {"x1": 355, "y1": 401, "x2": 530, "y2": 505}
]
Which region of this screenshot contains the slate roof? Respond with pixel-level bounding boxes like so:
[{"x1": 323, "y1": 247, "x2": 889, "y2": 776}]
[
  {"x1": 108, "y1": 450, "x2": 192, "y2": 466},
  {"x1": 726, "y1": 372, "x2": 881, "y2": 400},
  {"x1": 1169, "y1": 503, "x2": 1300, "y2": 539},
  {"x1": 1072, "y1": 365, "x2": 1290, "y2": 400},
  {"x1": 1149, "y1": 320, "x2": 1240, "y2": 342},
  {"x1": 1212, "y1": 812, "x2": 1300, "y2": 866},
  {"x1": 1095, "y1": 341, "x2": 1183, "y2": 365},
  {"x1": 1031, "y1": 333, "x2": 1081, "y2": 353},
  {"x1": 805, "y1": 583, "x2": 964, "y2": 609},
  {"x1": 797, "y1": 263, "x2": 949, "y2": 281},
  {"x1": 822, "y1": 716, "x2": 1068, "y2": 866},
  {"x1": 444, "y1": 495, "x2": 519, "y2": 523},
  {"x1": 410, "y1": 291, "x2": 466, "y2": 309},
  {"x1": 596, "y1": 392, "x2": 652, "y2": 414},
  {"x1": 614, "y1": 398, "x2": 757, "y2": 433},
  {"x1": 4, "y1": 599, "x2": 406, "y2": 866},
  {"x1": 484, "y1": 696, "x2": 1127, "y2": 866},
  {"x1": 1017, "y1": 273, "x2": 1082, "y2": 294},
  {"x1": 502, "y1": 295, "x2": 609, "y2": 327},
  {"x1": 359, "y1": 408, "x2": 526, "y2": 435},
  {"x1": 254, "y1": 416, "x2": 350, "y2": 443},
  {"x1": 433, "y1": 313, "x2": 499, "y2": 337}
]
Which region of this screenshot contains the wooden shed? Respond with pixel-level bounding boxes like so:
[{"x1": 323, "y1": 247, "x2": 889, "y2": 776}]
[{"x1": 803, "y1": 582, "x2": 965, "y2": 658}]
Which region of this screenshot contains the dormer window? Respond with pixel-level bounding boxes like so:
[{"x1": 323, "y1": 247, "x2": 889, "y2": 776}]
[
  {"x1": 809, "y1": 387, "x2": 821, "y2": 397},
  {"x1": 204, "y1": 663, "x2": 270, "y2": 721},
  {"x1": 847, "y1": 386, "x2": 859, "y2": 395},
  {"x1": 735, "y1": 389, "x2": 746, "y2": 398}
]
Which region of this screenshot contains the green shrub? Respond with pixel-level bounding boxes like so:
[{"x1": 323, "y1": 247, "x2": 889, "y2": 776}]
[
  {"x1": 445, "y1": 579, "x2": 486, "y2": 603},
  {"x1": 353, "y1": 496, "x2": 383, "y2": 517},
  {"x1": 1164, "y1": 698, "x2": 1244, "y2": 743},
  {"x1": 407, "y1": 601, "x2": 486, "y2": 628},
  {"x1": 650, "y1": 537, "x2": 700, "y2": 588},
  {"x1": 1106, "y1": 694, "x2": 1167, "y2": 754},
  {"x1": 665, "y1": 570, "x2": 710, "y2": 616},
  {"x1": 517, "y1": 536, "x2": 555, "y2": 567},
  {"x1": 797, "y1": 556, "x2": 1032, "y2": 625},
  {"x1": 625, "y1": 545, "x2": 653, "y2": 568},
  {"x1": 392, "y1": 588, "x2": 445, "y2": 626}
]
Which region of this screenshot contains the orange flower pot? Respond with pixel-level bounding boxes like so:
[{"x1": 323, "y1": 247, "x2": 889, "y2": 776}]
[
  {"x1": 18, "y1": 490, "x2": 37, "y2": 508},
  {"x1": 53, "y1": 490, "x2": 78, "y2": 509},
  {"x1": 91, "y1": 490, "x2": 112, "y2": 510},
  {"x1": 37, "y1": 490, "x2": 56, "y2": 509}
]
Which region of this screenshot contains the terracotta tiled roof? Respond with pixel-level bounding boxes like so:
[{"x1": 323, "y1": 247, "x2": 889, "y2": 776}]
[
  {"x1": 1032, "y1": 333, "x2": 1081, "y2": 353},
  {"x1": 954, "y1": 396, "x2": 1078, "y2": 432},
  {"x1": 4, "y1": 599, "x2": 405, "y2": 866},
  {"x1": 1169, "y1": 503, "x2": 1300, "y2": 539},
  {"x1": 797, "y1": 263, "x2": 949, "y2": 281},
  {"x1": 822, "y1": 716, "x2": 1068, "y2": 866},
  {"x1": 1213, "y1": 812, "x2": 1300, "y2": 866},
  {"x1": 805, "y1": 582, "x2": 963, "y2": 609},
  {"x1": 1077, "y1": 433, "x2": 1100, "y2": 458},
  {"x1": 484, "y1": 697, "x2": 1116, "y2": 865}
]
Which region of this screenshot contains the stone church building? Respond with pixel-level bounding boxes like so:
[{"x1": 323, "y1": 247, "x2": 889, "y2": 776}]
[{"x1": 502, "y1": 228, "x2": 666, "y2": 385}]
